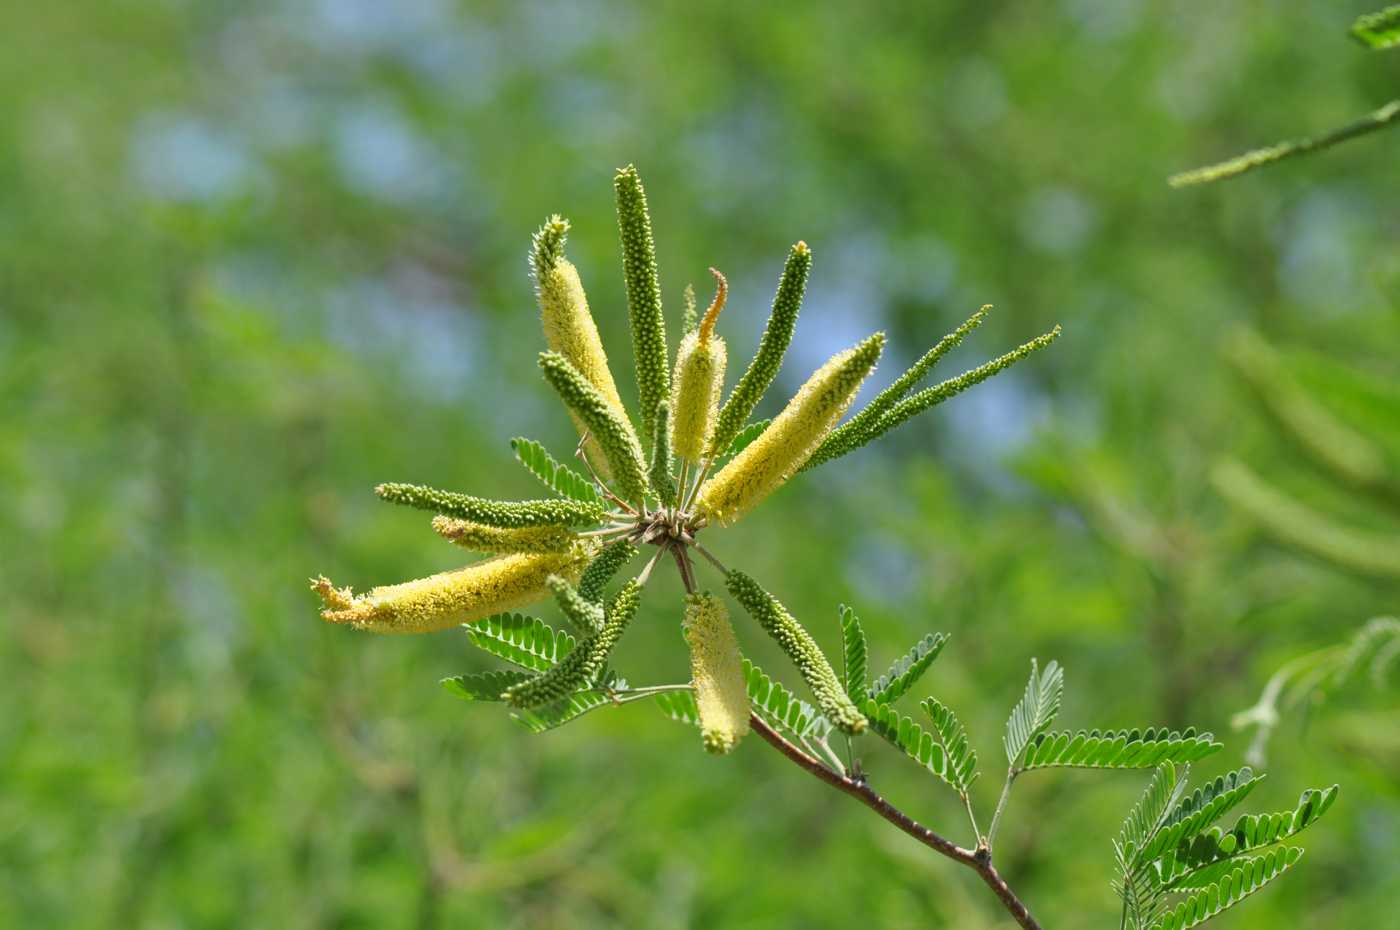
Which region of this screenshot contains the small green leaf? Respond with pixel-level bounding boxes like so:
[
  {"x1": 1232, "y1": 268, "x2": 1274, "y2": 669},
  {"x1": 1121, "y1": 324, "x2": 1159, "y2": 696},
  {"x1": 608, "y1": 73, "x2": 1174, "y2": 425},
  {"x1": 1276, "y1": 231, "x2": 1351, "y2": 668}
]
[
  {"x1": 1146, "y1": 847, "x2": 1303, "y2": 930},
  {"x1": 870, "y1": 633, "x2": 948, "y2": 705},
  {"x1": 466, "y1": 613, "x2": 577, "y2": 672},
  {"x1": 442, "y1": 670, "x2": 533, "y2": 702},
  {"x1": 839, "y1": 605, "x2": 868, "y2": 705},
  {"x1": 1021, "y1": 726, "x2": 1222, "y2": 771},
  {"x1": 1004, "y1": 659, "x2": 1064, "y2": 766},
  {"x1": 863, "y1": 698, "x2": 975, "y2": 794},
  {"x1": 511, "y1": 437, "x2": 604, "y2": 505},
  {"x1": 1352, "y1": 5, "x2": 1400, "y2": 49}
]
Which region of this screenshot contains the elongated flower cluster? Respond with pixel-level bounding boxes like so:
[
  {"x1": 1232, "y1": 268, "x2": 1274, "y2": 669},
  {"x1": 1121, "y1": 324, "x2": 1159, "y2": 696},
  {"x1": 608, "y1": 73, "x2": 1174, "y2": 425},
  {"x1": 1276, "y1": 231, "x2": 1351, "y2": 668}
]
[
  {"x1": 312, "y1": 164, "x2": 1058, "y2": 755},
  {"x1": 683, "y1": 592, "x2": 750, "y2": 754}
]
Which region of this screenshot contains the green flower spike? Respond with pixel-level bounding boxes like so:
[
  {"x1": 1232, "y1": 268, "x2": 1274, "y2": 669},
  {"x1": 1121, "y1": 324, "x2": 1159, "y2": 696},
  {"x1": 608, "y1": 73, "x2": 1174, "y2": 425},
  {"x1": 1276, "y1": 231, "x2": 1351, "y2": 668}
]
[
  {"x1": 614, "y1": 165, "x2": 669, "y2": 442},
  {"x1": 649, "y1": 400, "x2": 679, "y2": 508},
  {"x1": 577, "y1": 539, "x2": 639, "y2": 604},
  {"x1": 803, "y1": 321, "x2": 1061, "y2": 472},
  {"x1": 505, "y1": 579, "x2": 642, "y2": 708},
  {"x1": 708, "y1": 240, "x2": 811, "y2": 457},
  {"x1": 532, "y1": 214, "x2": 635, "y2": 479},
  {"x1": 696, "y1": 332, "x2": 884, "y2": 527},
  {"x1": 538, "y1": 351, "x2": 651, "y2": 507},
  {"x1": 376, "y1": 482, "x2": 604, "y2": 527},
  {"x1": 547, "y1": 573, "x2": 606, "y2": 634},
  {"x1": 725, "y1": 570, "x2": 866, "y2": 735},
  {"x1": 683, "y1": 592, "x2": 750, "y2": 754},
  {"x1": 431, "y1": 515, "x2": 578, "y2": 554}
]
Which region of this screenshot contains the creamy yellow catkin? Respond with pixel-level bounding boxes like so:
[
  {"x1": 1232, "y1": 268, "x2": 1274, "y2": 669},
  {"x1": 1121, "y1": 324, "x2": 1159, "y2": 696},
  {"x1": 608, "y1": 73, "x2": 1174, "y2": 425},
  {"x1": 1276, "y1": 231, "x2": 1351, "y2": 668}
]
[
  {"x1": 682, "y1": 592, "x2": 750, "y2": 754},
  {"x1": 696, "y1": 332, "x2": 884, "y2": 527},
  {"x1": 312, "y1": 542, "x2": 594, "y2": 634},
  {"x1": 670, "y1": 269, "x2": 728, "y2": 463},
  {"x1": 538, "y1": 258, "x2": 634, "y2": 478},
  {"x1": 431, "y1": 516, "x2": 578, "y2": 554}
]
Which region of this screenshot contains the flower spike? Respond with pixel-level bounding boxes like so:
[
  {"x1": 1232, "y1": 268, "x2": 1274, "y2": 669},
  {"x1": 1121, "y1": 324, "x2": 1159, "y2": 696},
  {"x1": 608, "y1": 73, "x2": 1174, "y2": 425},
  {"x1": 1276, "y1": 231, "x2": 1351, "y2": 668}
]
[
  {"x1": 577, "y1": 539, "x2": 639, "y2": 604},
  {"x1": 547, "y1": 573, "x2": 605, "y2": 634},
  {"x1": 505, "y1": 579, "x2": 642, "y2": 708},
  {"x1": 697, "y1": 332, "x2": 884, "y2": 527},
  {"x1": 531, "y1": 215, "x2": 634, "y2": 479},
  {"x1": 670, "y1": 269, "x2": 729, "y2": 464},
  {"x1": 683, "y1": 592, "x2": 750, "y2": 754},
  {"x1": 538, "y1": 351, "x2": 651, "y2": 506},
  {"x1": 312, "y1": 543, "x2": 594, "y2": 634},
  {"x1": 614, "y1": 165, "x2": 669, "y2": 441},
  {"x1": 649, "y1": 400, "x2": 679, "y2": 507},
  {"x1": 376, "y1": 482, "x2": 605, "y2": 527},
  {"x1": 725, "y1": 570, "x2": 866, "y2": 734},
  {"x1": 708, "y1": 240, "x2": 811, "y2": 457},
  {"x1": 804, "y1": 325, "x2": 1061, "y2": 471},
  {"x1": 431, "y1": 516, "x2": 578, "y2": 554}
]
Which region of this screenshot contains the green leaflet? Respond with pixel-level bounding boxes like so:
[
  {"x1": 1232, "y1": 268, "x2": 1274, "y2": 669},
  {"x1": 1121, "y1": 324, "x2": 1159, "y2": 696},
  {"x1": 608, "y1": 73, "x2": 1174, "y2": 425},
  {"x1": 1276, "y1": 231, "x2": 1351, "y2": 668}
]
[
  {"x1": 862, "y1": 698, "x2": 977, "y2": 794},
  {"x1": 1161, "y1": 785, "x2": 1338, "y2": 888},
  {"x1": 1144, "y1": 768, "x2": 1264, "y2": 863},
  {"x1": 869, "y1": 632, "x2": 948, "y2": 705},
  {"x1": 466, "y1": 612, "x2": 577, "y2": 672},
  {"x1": 511, "y1": 674, "x2": 632, "y2": 733},
  {"x1": 805, "y1": 326, "x2": 1061, "y2": 472},
  {"x1": 376, "y1": 482, "x2": 605, "y2": 527},
  {"x1": 648, "y1": 400, "x2": 678, "y2": 507},
  {"x1": 920, "y1": 697, "x2": 979, "y2": 792},
  {"x1": 1021, "y1": 727, "x2": 1222, "y2": 771},
  {"x1": 725, "y1": 570, "x2": 866, "y2": 734},
  {"x1": 709, "y1": 241, "x2": 811, "y2": 457},
  {"x1": 505, "y1": 580, "x2": 641, "y2": 708},
  {"x1": 442, "y1": 669, "x2": 533, "y2": 702},
  {"x1": 1004, "y1": 658, "x2": 1064, "y2": 766},
  {"x1": 577, "y1": 540, "x2": 638, "y2": 605},
  {"x1": 1146, "y1": 847, "x2": 1303, "y2": 930},
  {"x1": 614, "y1": 165, "x2": 669, "y2": 441},
  {"x1": 1352, "y1": 5, "x2": 1400, "y2": 50},
  {"x1": 1116, "y1": 761, "x2": 1186, "y2": 873},
  {"x1": 539, "y1": 351, "x2": 650, "y2": 506},
  {"x1": 510, "y1": 437, "x2": 604, "y2": 506},
  {"x1": 839, "y1": 605, "x2": 868, "y2": 706}
]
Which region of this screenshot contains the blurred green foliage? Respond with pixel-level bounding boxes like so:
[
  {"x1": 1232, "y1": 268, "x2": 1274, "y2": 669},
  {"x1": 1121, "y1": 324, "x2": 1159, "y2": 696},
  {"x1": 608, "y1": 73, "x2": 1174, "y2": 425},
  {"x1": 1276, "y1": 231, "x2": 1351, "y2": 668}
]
[{"x1": 3, "y1": 2, "x2": 1396, "y2": 928}]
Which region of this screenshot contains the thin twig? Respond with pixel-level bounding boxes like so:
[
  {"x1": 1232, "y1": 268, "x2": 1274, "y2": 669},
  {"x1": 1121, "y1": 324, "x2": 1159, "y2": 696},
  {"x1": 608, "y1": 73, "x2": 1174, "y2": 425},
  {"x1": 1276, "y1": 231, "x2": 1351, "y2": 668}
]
[
  {"x1": 749, "y1": 714, "x2": 1042, "y2": 930},
  {"x1": 986, "y1": 767, "x2": 1018, "y2": 851},
  {"x1": 692, "y1": 543, "x2": 728, "y2": 575}
]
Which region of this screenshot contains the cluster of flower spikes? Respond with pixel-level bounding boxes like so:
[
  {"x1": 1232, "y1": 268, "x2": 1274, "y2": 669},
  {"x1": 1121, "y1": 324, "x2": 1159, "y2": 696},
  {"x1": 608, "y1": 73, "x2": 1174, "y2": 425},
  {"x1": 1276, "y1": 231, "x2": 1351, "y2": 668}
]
[{"x1": 312, "y1": 165, "x2": 1060, "y2": 754}]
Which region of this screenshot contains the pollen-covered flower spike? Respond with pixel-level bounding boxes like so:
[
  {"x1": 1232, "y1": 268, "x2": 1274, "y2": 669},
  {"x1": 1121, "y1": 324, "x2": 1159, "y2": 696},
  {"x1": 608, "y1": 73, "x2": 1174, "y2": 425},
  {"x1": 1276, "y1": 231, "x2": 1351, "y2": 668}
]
[
  {"x1": 531, "y1": 214, "x2": 633, "y2": 479},
  {"x1": 683, "y1": 592, "x2": 750, "y2": 754},
  {"x1": 376, "y1": 482, "x2": 604, "y2": 527},
  {"x1": 670, "y1": 268, "x2": 728, "y2": 464},
  {"x1": 614, "y1": 165, "x2": 669, "y2": 443},
  {"x1": 431, "y1": 516, "x2": 578, "y2": 554},
  {"x1": 708, "y1": 240, "x2": 811, "y2": 457},
  {"x1": 577, "y1": 539, "x2": 638, "y2": 604},
  {"x1": 505, "y1": 578, "x2": 642, "y2": 708},
  {"x1": 311, "y1": 542, "x2": 594, "y2": 634},
  {"x1": 725, "y1": 570, "x2": 866, "y2": 735},
  {"x1": 804, "y1": 323, "x2": 1061, "y2": 472},
  {"x1": 696, "y1": 332, "x2": 884, "y2": 527},
  {"x1": 538, "y1": 351, "x2": 650, "y2": 506}
]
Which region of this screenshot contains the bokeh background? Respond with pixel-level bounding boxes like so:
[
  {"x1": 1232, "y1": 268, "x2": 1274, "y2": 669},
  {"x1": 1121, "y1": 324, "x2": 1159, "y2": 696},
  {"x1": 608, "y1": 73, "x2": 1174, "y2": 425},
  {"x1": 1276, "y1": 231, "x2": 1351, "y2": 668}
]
[{"x1": 4, "y1": 1, "x2": 1397, "y2": 928}]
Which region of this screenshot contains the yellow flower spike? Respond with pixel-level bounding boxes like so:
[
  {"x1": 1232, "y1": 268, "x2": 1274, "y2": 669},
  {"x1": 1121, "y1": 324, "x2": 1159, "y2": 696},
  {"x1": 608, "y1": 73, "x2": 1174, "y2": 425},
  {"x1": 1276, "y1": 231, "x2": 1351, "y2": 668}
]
[
  {"x1": 533, "y1": 216, "x2": 634, "y2": 478},
  {"x1": 670, "y1": 268, "x2": 729, "y2": 463},
  {"x1": 430, "y1": 515, "x2": 578, "y2": 555},
  {"x1": 682, "y1": 592, "x2": 750, "y2": 754},
  {"x1": 313, "y1": 542, "x2": 595, "y2": 634},
  {"x1": 696, "y1": 332, "x2": 885, "y2": 527}
]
